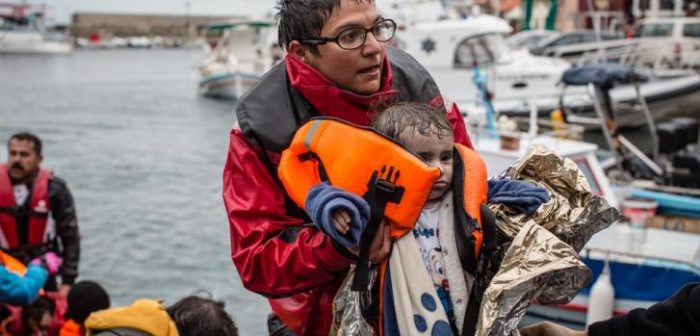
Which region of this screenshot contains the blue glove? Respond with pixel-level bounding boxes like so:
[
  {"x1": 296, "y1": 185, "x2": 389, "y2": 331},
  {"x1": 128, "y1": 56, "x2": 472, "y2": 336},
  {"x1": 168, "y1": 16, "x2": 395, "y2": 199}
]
[
  {"x1": 305, "y1": 182, "x2": 371, "y2": 249},
  {"x1": 487, "y1": 179, "x2": 550, "y2": 215}
]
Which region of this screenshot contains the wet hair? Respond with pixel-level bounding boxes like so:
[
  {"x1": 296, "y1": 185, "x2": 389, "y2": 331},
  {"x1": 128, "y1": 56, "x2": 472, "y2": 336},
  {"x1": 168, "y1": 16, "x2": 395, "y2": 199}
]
[
  {"x1": 8, "y1": 132, "x2": 42, "y2": 156},
  {"x1": 371, "y1": 102, "x2": 453, "y2": 142},
  {"x1": 275, "y1": 0, "x2": 374, "y2": 53},
  {"x1": 166, "y1": 293, "x2": 238, "y2": 336}
]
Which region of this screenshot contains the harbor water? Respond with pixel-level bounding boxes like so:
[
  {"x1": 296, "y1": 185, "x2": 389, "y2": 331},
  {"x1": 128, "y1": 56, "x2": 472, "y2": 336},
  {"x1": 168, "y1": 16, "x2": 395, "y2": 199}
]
[{"x1": 0, "y1": 49, "x2": 269, "y2": 335}]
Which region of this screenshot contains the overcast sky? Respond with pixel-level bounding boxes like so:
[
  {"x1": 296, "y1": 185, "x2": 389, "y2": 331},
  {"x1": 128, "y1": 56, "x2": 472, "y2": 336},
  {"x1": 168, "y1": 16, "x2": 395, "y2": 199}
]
[{"x1": 27, "y1": 0, "x2": 278, "y2": 24}]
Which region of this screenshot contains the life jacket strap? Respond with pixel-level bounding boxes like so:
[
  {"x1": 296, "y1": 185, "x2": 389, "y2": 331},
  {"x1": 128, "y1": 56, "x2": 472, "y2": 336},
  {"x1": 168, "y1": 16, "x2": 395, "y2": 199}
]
[
  {"x1": 351, "y1": 167, "x2": 404, "y2": 292},
  {"x1": 0, "y1": 206, "x2": 18, "y2": 215},
  {"x1": 461, "y1": 204, "x2": 500, "y2": 336},
  {"x1": 0, "y1": 206, "x2": 49, "y2": 219}
]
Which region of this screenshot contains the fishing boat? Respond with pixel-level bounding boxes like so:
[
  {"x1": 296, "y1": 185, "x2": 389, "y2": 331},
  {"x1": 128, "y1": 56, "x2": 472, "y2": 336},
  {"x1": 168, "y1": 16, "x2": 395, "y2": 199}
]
[
  {"x1": 0, "y1": 3, "x2": 72, "y2": 54},
  {"x1": 197, "y1": 20, "x2": 280, "y2": 100}
]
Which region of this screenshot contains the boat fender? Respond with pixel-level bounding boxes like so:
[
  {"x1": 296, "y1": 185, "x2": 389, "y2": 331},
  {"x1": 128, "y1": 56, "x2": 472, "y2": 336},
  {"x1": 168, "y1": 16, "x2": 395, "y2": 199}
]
[{"x1": 586, "y1": 258, "x2": 615, "y2": 326}]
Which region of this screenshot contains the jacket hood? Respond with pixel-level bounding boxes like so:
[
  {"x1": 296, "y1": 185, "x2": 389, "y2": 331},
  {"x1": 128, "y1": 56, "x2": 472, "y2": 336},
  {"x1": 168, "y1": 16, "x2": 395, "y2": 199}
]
[{"x1": 85, "y1": 299, "x2": 179, "y2": 336}]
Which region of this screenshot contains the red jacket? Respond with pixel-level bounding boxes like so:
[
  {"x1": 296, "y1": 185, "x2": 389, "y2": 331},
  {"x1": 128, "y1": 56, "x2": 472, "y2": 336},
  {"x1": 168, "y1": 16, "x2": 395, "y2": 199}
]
[
  {"x1": 223, "y1": 49, "x2": 471, "y2": 335},
  {"x1": 0, "y1": 164, "x2": 51, "y2": 249}
]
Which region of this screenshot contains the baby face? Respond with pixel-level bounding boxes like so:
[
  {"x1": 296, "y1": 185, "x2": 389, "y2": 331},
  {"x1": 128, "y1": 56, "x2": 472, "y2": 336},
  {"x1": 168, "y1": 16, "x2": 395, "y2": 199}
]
[{"x1": 398, "y1": 127, "x2": 454, "y2": 202}]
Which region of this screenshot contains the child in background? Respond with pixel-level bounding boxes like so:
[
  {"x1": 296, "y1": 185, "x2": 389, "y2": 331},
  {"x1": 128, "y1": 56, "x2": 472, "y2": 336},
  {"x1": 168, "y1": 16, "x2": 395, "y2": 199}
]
[{"x1": 59, "y1": 280, "x2": 110, "y2": 336}]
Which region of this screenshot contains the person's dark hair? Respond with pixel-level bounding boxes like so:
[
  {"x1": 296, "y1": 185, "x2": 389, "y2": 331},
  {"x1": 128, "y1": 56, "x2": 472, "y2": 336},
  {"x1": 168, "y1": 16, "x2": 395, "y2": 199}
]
[
  {"x1": 371, "y1": 102, "x2": 453, "y2": 142},
  {"x1": 66, "y1": 280, "x2": 111, "y2": 324},
  {"x1": 275, "y1": 0, "x2": 374, "y2": 53},
  {"x1": 8, "y1": 132, "x2": 42, "y2": 156},
  {"x1": 166, "y1": 293, "x2": 238, "y2": 336},
  {"x1": 22, "y1": 296, "x2": 55, "y2": 331}
]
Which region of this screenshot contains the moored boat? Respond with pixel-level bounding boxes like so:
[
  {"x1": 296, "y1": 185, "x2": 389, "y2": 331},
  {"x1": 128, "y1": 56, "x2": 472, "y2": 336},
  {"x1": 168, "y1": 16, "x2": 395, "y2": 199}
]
[
  {"x1": 0, "y1": 3, "x2": 72, "y2": 55},
  {"x1": 197, "y1": 20, "x2": 280, "y2": 100}
]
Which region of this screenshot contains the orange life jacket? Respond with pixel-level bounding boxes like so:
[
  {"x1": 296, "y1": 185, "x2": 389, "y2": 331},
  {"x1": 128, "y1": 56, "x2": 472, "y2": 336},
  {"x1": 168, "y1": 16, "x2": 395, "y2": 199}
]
[
  {"x1": 0, "y1": 250, "x2": 27, "y2": 276},
  {"x1": 0, "y1": 164, "x2": 52, "y2": 249},
  {"x1": 278, "y1": 118, "x2": 492, "y2": 267},
  {"x1": 59, "y1": 319, "x2": 83, "y2": 336},
  {"x1": 279, "y1": 117, "x2": 441, "y2": 239}
]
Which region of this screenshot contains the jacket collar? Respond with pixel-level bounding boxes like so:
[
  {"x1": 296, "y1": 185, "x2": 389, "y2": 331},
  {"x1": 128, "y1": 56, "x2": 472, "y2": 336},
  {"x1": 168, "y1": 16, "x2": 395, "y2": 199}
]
[{"x1": 285, "y1": 54, "x2": 398, "y2": 126}]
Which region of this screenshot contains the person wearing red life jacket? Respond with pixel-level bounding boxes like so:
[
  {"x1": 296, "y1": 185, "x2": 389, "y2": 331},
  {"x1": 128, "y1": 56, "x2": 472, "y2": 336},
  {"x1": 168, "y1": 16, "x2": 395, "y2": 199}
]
[
  {"x1": 0, "y1": 132, "x2": 80, "y2": 298},
  {"x1": 221, "y1": 0, "x2": 474, "y2": 334}
]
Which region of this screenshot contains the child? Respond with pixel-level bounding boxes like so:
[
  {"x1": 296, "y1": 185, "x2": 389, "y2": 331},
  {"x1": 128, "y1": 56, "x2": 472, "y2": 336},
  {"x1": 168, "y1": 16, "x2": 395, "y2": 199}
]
[
  {"x1": 310, "y1": 102, "x2": 549, "y2": 334},
  {"x1": 60, "y1": 280, "x2": 110, "y2": 336}
]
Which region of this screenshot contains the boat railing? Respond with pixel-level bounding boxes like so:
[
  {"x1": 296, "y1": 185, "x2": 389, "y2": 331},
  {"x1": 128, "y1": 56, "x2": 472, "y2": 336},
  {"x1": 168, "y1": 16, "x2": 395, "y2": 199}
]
[
  {"x1": 468, "y1": 121, "x2": 587, "y2": 151},
  {"x1": 507, "y1": 117, "x2": 586, "y2": 141},
  {"x1": 550, "y1": 39, "x2": 638, "y2": 64},
  {"x1": 574, "y1": 40, "x2": 692, "y2": 71}
]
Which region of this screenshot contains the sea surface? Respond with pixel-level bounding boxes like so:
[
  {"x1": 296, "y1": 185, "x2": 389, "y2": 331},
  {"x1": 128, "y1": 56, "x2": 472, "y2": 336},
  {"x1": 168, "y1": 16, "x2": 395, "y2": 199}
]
[{"x1": 0, "y1": 48, "x2": 269, "y2": 335}]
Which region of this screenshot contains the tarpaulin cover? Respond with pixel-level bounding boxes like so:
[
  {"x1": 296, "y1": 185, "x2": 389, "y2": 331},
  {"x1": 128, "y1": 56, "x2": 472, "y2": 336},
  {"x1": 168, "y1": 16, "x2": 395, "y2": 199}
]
[{"x1": 561, "y1": 63, "x2": 637, "y2": 88}]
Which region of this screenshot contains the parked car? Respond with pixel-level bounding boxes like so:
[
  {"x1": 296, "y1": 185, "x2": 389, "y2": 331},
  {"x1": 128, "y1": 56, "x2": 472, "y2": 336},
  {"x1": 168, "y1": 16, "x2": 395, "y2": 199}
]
[
  {"x1": 633, "y1": 17, "x2": 700, "y2": 68},
  {"x1": 529, "y1": 30, "x2": 624, "y2": 60}
]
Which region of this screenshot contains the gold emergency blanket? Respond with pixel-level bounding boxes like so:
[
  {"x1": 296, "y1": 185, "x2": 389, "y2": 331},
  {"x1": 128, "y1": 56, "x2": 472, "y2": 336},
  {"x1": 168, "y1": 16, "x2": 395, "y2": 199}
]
[{"x1": 477, "y1": 145, "x2": 620, "y2": 336}]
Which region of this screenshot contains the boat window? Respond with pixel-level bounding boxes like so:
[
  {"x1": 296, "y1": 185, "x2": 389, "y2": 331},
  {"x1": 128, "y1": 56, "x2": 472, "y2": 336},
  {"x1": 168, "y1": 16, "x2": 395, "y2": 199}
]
[
  {"x1": 453, "y1": 34, "x2": 505, "y2": 68},
  {"x1": 522, "y1": 35, "x2": 550, "y2": 50},
  {"x1": 551, "y1": 34, "x2": 582, "y2": 46},
  {"x1": 634, "y1": 23, "x2": 674, "y2": 37},
  {"x1": 683, "y1": 24, "x2": 700, "y2": 38},
  {"x1": 581, "y1": 34, "x2": 597, "y2": 43}
]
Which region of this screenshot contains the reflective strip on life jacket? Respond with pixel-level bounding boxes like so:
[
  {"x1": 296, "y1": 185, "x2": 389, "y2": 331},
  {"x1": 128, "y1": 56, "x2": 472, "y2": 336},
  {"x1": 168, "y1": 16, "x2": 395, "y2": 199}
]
[
  {"x1": 278, "y1": 118, "x2": 441, "y2": 238},
  {"x1": 0, "y1": 164, "x2": 52, "y2": 249}
]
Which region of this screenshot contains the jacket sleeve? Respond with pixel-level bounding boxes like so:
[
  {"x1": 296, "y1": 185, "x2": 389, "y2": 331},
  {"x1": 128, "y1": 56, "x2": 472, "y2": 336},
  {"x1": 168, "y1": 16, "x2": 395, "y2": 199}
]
[
  {"x1": 223, "y1": 129, "x2": 355, "y2": 297},
  {"x1": 588, "y1": 283, "x2": 700, "y2": 336},
  {"x1": 0, "y1": 264, "x2": 48, "y2": 306},
  {"x1": 49, "y1": 177, "x2": 80, "y2": 285}
]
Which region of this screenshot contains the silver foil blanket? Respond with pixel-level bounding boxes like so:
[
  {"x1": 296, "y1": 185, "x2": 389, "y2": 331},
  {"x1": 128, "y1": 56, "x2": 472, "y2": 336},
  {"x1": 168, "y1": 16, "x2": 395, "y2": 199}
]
[
  {"x1": 329, "y1": 266, "x2": 377, "y2": 336},
  {"x1": 477, "y1": 145, "x2": 620, "y2": 336},
  {"x1": 476, "y1": 222, "x2": 591, "y2": 336},
  {"x1": 489, "y1": 145, "x2": 620, "y2": 252}
]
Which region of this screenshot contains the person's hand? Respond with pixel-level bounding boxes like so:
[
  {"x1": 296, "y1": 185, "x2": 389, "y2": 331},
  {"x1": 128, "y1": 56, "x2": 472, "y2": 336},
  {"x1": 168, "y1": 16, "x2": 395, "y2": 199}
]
[
  {"x1": 306, "y1": 182, "x2": 370, "y2": 248},
  {"x1": 368, "y1": 222, "x2": 392, "y2": 264},
  {"x1": 519, "y1": 322, "x2": 587, "y2": 336},
  {"x1": 348, "y1": 219, "x2": 391, "y2": 264},
  {"x1": 30, "y1": 252, "x2": 62, "y2": 276},
  {"x1": 59, "y1": 284, "x2": 71, "y2": 298},
  {"x1": 332, "y1": 209, "x2": 351, "y2": 234}
]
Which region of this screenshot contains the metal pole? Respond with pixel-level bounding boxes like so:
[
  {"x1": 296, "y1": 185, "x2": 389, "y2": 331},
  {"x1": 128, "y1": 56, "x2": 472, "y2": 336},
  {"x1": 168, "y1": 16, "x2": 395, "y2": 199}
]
[
  {"x1": 634, "y1": 82, "x2": 659, "y2": 161},
  {"x1": 588, "y1": 83, "x2": 623, "y2": 171}
]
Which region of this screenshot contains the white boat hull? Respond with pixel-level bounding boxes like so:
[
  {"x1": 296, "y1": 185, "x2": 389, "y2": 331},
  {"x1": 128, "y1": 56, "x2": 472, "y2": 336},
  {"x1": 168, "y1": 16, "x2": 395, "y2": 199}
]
[
  {"x1": 524, "y1": 224, "x2": 700, "y2": 328},
  {"x1": 198, "y1": 71, "x2": 260, "y2": 100},
  {"x1": 0, "y1": 31, "x2": 72, "y2": 54}
]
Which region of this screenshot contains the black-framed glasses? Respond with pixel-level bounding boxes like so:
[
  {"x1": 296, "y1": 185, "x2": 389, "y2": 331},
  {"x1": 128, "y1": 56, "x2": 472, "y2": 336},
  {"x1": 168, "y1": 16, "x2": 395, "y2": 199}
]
[{"x1": 301, "y1": 19, "x2": 397, "y2": 50}]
